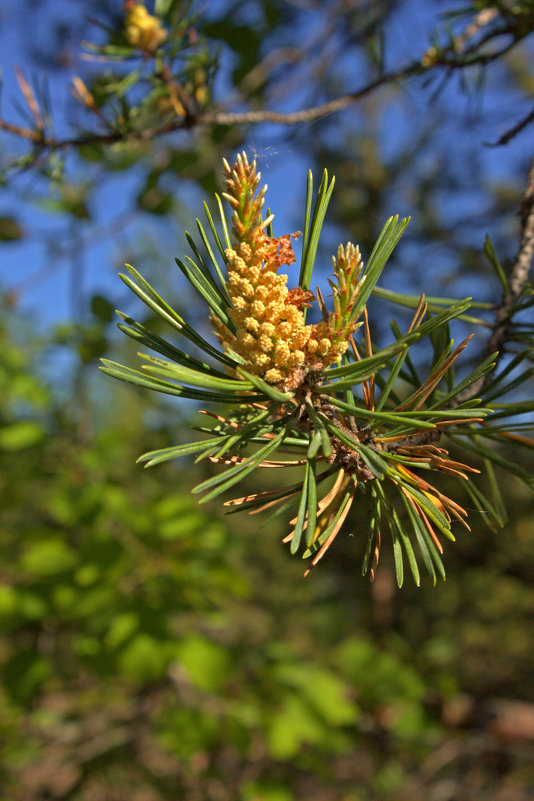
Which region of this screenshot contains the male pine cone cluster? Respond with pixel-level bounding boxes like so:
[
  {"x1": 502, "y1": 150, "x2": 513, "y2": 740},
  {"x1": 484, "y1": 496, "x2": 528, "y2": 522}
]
[{"x1": 216, "y1": 154, "x2": 364, "y2": 390}]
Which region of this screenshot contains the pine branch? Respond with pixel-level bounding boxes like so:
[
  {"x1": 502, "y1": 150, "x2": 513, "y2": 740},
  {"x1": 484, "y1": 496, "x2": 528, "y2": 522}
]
[
  {"x1": 0, "y1": 12, "x2": 526, "y2": 160},
  {"x1": 103, "y1": 152, "x2": 501, "y2": 585}
]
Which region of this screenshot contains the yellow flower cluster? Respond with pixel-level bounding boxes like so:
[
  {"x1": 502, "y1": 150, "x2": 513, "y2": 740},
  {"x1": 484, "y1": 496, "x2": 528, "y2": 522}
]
[
  {"x1": 227, "y1": 238, "x2": 307, "y2": 385},
  {"x1": 216, "y1": 152, "x2": 360, "y2": 388},
  {"x1": 225, "y1": 233, "x2": 350, "y2": 387},
  {"x1": 125, "y1": 2, "x2": 167, "y2": 52}
]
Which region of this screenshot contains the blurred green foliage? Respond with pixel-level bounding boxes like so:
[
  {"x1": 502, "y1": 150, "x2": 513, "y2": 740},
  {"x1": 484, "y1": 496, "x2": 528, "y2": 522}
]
[{"x1": 1, "y1": 307, "x2": 534, "y2": 800}]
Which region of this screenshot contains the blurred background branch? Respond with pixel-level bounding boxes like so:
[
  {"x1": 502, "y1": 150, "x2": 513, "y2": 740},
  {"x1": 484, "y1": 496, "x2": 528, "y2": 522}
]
[{"x1": 459, "y1": 153, "x2": 534, "y2": 400}]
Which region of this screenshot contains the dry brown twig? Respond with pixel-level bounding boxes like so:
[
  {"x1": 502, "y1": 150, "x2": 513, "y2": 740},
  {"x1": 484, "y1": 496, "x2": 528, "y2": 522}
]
[{"x1": 15, "y1": 67, "x2": 45, "y2": 131}]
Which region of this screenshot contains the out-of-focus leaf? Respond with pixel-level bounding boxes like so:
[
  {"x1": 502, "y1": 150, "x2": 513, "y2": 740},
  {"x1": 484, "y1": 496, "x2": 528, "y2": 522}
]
[
  {"x1": 0, "y1": 421, "x2": 44, "y2": 450},
  {"x1": 137, "y1": 185, "x2": 173, "y2": 215},
  {"x1": 21, "y1": 539, "x2": 77, "y2": 576},
  {"x1": 0, "y1": 216, "x2": 24, "y2": 241},
  {"x1": 91, "y1": 294, "x2": 115, "y2": 322},
  {"x1": 175, "y1": 634, "x2": 231, "y2": 691},
  {"x1": 266, "y1": 695, "x2": 326, "y2": 759},
  {"x1": 118, "y1": 634, "x2": 170, "y2": 682}
]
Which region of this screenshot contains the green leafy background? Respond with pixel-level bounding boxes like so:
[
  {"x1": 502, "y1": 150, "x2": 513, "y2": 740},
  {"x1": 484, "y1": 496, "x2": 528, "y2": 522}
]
[{"x1": 1, "y1": 299, "x2": 534, "y2": 800}]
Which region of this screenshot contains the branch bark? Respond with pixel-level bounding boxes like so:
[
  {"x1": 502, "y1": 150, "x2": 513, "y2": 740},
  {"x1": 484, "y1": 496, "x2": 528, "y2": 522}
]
[{"x1": 459, "y1": 155, "x2": 534, "y2": 402}]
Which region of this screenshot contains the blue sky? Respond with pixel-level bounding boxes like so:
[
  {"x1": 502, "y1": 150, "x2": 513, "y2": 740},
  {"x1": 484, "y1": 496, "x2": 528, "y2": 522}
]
[{"x1": 1, "y1": 0, "x2": 533, "y2": 335}]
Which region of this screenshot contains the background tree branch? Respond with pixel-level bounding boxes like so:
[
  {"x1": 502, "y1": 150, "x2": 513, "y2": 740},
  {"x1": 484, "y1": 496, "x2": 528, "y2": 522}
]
[{"x1": 459, "y1": 155, "x2": 534, "y2": 401}]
